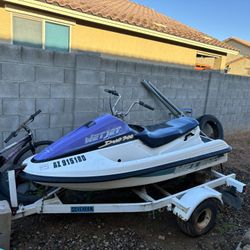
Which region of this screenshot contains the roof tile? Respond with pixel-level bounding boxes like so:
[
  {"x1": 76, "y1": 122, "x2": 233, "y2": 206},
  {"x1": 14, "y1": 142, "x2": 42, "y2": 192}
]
[{"x1": 40, "y1": 0, "x2": 236, "y2": 51}]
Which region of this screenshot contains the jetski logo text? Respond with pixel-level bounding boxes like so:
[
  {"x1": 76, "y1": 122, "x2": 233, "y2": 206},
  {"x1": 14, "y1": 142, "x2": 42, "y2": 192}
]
[
  {"x1": 99, "y1": 134, "x2": 134, "y2": 148},
  {"x1": 85, "y1": 126, "x2": 122, "y2": 144}
]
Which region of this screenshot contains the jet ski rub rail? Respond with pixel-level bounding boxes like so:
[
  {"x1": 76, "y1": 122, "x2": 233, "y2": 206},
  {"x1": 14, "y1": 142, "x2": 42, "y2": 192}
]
[
  {"x1": 19, "y1": 147, "x2": 231, "y2": 184},
  {"x1": 8, "y1": 170, "x2": 245, "y2": 221}
]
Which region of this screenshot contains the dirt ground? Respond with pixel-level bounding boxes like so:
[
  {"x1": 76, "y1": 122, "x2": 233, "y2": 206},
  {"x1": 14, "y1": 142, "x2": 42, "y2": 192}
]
[{"x1": 10, "y1": 133, "x2": 250, "y2": 250}]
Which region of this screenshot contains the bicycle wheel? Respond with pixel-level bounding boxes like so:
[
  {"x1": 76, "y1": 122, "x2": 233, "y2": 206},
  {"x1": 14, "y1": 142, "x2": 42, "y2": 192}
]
[
  {"x1": 13, "y1": 140, "x2": 53, "y2": 166},
  {"x1": 0, "y1": 140, "x2": 54, "y2": 205}
]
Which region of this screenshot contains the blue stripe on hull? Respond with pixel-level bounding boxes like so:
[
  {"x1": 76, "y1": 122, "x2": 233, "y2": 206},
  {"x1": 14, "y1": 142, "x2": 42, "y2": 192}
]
[
  {"x1": 21, "y1": 147, "x2": 231, "y2": 184},
  {"x1": 140, "y1": 154, "x2": 222, "y2": 177}
]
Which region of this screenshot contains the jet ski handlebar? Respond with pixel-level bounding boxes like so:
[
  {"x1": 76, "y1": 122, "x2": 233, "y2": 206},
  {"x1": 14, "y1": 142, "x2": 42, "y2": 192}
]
[
  {"x1": 4, "y1": 110, "x2": 42, "y2": 143},
  {"x1": 139, "y1": 101, "x2": 154, "y2": 111},
  {"x1": 120, "y1": 101, "x2": 154, "y2": 119},
  {"x1": 104, "y1": 89, "x2": 119, "y2": 96},
  {"x1": 104, "y1": 89, "x2": 154, "y2": 119}
]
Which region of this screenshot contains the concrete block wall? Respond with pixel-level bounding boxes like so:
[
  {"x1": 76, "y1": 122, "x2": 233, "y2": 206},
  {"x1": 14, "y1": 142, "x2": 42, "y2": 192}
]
[{"x1": 0, "y1": 43, "x2": 250, "y2": 148}]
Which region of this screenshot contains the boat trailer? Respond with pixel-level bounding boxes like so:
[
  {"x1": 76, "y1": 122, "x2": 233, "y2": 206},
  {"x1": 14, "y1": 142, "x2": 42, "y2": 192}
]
[{"x1": 0, "y1": 169, "x2": 246, "y2": 249}]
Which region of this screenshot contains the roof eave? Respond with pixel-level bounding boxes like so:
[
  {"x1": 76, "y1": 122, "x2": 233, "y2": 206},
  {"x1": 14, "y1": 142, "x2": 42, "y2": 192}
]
[
  {"x1": 227, "y1": 54, "x2": 250, "y2": 65},
  {"x1": 4, "y1": 0, "x2": 238, "y2": 55},
  {"x1": 224, "y1": 37, "x2": 250, "y2": 49}
]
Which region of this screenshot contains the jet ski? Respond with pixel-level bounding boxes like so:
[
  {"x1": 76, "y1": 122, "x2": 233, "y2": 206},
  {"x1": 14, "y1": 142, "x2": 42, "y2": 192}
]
[{"x1": 21, "y1": 87, "x2": 231, "y2": 191}]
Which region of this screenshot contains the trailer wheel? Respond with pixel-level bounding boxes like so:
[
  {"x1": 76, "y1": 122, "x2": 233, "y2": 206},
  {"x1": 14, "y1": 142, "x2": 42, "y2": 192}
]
[{"x1": 177, "y1": 199, "x2": 218, "y2": 237}]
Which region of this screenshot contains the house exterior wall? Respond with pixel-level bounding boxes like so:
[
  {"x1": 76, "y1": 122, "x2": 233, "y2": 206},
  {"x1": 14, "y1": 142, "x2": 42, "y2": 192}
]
[
  {"x1": 225, "y1": 40, "x2": 250, "y2": 56},
  {"x1": 226, "y1": 53, "x2": 242, "y2": 64},
  {"x1": 228, "y1": 59, "x2": 247, "y2": 75},
  {"x1": 0, "y1": 4, "x2": 11, "y2": 44},
  {"x1": 213, "y1": 56, "x2": 226, "y2": 71},
  {"x1": 228, "y1": 58, "x2": 250, "y2": 76},
  {"x1": 72, "y1": 21, "x2": 197, "y2": 66},
  {"x1": 224, "y1": 39, "x2": 250, "y2": 76},
  {"x1": 0, "y1": 5, "x2": 227, "y2": 69},
  {"x1": 0, "y1": 44, "x2": 250, "y2": 149}
]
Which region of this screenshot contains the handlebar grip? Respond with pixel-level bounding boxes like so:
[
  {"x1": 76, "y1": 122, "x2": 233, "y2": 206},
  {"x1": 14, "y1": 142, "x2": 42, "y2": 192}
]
[
  {"x1": 33, "y1": 109, "x2": 42, "y2": 117},
  {"x1": 4, "y1": 132, "x2": 16, "y2": 144},
  {"x1": 104, "y1": 89, "x2": 119, "y2": 96},
  {"x1": 4, "y1": 110, "x2": 41, "y2": 143},
  {"x1": 30, "y1": 109, "x2": 41, "y2": 120},
  {"x1": 139, "y1": 101, "x2": 154, "y2": 111}
]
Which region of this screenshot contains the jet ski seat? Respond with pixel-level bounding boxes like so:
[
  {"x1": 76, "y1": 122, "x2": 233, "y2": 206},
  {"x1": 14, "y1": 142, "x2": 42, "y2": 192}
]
[{"x1": 136, "y1": 117, "x2": 199, "y2": 148}]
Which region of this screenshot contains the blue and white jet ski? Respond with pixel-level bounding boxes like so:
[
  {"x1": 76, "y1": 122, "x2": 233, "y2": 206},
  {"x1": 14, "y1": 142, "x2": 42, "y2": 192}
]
[{"x1": 21, "y1": 88, "x2": 231, "y2": 191}]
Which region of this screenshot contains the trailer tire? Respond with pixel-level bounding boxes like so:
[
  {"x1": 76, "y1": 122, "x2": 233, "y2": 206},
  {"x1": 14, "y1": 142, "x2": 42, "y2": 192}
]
[
  {"x1": 176, "y1": 199, "x2": 218, "y2": 237},
  {"x1": 197, "y1": 115, "x2": 224, "y2": 140}
]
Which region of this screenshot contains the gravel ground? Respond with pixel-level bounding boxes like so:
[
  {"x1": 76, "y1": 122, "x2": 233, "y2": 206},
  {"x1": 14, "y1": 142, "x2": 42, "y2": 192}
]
[{"x1": 10, "y1": 132, "x2": 250, "y2": 250}]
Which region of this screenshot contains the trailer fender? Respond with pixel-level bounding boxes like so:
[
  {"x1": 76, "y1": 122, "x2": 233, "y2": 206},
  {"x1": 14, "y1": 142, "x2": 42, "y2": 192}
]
[{"x1": 173, "y1": 186, "x2": 223, "y2": 221}]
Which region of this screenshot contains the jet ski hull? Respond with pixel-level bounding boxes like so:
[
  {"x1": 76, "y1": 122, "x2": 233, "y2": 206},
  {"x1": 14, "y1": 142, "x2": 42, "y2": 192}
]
[
  {"x1": 21, "y1": 127, "x2": 231, "y2": 191},
  {"x1": 23, "y1": 153, "x2": 227, "y2": 191}
]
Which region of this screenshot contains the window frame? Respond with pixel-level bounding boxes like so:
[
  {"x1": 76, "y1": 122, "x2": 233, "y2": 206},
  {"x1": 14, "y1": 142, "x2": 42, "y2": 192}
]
[
  {"x1": 11, "y1": 13, "x2": 43, "y2": 48},
  {"x1": 10, "y1": 10, "x2": 73, "y2": 52},
  {"x1": 195, "y1": 51, "x2": 221, "y2": 70},
  {"x1": 44, "y1": 20, "x2": 71, "y2": 52}
]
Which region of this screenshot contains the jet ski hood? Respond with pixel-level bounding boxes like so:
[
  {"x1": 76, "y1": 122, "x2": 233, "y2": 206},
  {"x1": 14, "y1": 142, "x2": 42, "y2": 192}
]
[{"x1": 33, "y1": 114, "x2": 134, "y2": 161}]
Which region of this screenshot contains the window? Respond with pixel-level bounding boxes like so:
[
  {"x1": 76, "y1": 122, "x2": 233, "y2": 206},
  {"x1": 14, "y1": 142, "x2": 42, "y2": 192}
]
[
  {"x1": 195, "y1": 52, "x2": 223, "y2": 71},
  {"x1": 13, "y1": 16, "x2": 42, "y2": 48},
  {"x1": 195, "y1": 53, "x2": 215, "y2": 71},
  {"x1": 12, "y1": 15, "x2": 70, "y2": 52},
  {"x1": 45, "y1": 22, "x2": 69, "y2": 52}
]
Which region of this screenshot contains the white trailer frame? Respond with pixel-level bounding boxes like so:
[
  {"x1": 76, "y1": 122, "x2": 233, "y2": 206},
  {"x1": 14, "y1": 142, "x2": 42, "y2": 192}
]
[
  {"x1": 0, "y1": 169, "x2": 246, "y2": 249},
  {"x1": 7, "y1": 170, "x2": 245, "y2": 221}
]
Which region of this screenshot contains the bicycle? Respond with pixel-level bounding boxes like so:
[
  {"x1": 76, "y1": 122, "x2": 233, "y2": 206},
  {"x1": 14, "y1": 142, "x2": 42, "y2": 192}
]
[{"x1": 0, "y1": 110, "x2": 53, "y2": 204}]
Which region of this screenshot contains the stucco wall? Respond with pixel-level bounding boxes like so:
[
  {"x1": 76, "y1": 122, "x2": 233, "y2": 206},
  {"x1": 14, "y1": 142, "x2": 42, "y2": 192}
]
[
  {"x1": 0, "y1": 4, "x2": 11, "y2": 44},
  {"x1": 72, "y1": 21, "x2": 197, "y2": 66},
  {"x1": 225, "y1": 40, "x2": 250, "y2": 76},
  {"x1": 228, "y1": 58, "x2": 250, "y2": 76},
  {"x1": 0, "y1": 44, "x2": 250, "y2": 148}
]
